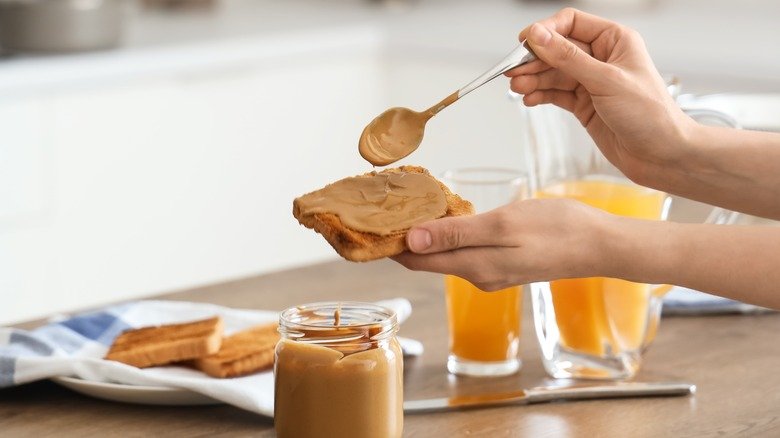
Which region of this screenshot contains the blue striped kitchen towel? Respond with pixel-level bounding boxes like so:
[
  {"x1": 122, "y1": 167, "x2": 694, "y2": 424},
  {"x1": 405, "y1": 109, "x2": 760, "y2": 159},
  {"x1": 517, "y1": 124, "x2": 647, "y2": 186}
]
[{"x1": 0, "y1": 298, "x2": 414, "y2": 416}]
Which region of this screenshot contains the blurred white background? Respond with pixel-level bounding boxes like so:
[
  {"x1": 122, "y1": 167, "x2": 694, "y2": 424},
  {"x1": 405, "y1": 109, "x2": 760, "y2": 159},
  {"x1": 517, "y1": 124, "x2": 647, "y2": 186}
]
[{"x1": 2, "y1": 0, "x2": 779, "y2": 325}]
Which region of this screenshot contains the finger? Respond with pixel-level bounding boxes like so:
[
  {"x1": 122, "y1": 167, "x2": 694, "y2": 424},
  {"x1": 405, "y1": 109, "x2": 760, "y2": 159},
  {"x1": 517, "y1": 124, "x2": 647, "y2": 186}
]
[
  {"x1": 524, "y1": 23, "x2": 619, "y2": 94},
  {"x1": 391, "y1": 250, "x2": 461, "y2": 276},
  {"x1": 520, "y1": 8, "x2": 618, "y2": 44},
  {"x1": 505, "y1": 38, "x2": 591, "y2": 77},
  {"x1": 525, "y1": 88, "x2": 598, "y2": 129},
  {"x1": 405, "y1": 211, "x2": 509, "y2": 254},
  {"x1": 510, "y1": 69, "x2": 579, "y2": 95},
  {"x1": 523, "y1": 90, "x2": 577, "y2": 113},
  {"x1": 392, "y1": 247, "x2": 499, "y2": 281}
]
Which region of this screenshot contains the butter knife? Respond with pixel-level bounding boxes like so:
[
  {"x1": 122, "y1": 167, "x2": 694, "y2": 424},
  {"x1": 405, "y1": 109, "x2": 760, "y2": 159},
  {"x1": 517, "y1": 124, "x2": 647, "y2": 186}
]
[{"x1": 404, "y1": 381, "x2": 695, "y2": 414}]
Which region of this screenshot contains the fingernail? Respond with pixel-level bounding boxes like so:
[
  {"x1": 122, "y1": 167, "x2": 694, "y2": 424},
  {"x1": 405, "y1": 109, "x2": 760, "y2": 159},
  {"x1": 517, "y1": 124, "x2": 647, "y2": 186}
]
[
  {"x1": 408, "y1": 229, "x2": 432, "y2": 252},
  {"x1": 528, "y1": 24, "x2": 552, "y2": 47}
]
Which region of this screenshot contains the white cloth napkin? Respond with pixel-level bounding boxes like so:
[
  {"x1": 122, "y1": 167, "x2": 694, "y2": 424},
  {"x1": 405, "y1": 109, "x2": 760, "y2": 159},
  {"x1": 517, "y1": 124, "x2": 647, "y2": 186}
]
[{"x1": 0, "y1": 299, "x2": 420, "y2": 416}]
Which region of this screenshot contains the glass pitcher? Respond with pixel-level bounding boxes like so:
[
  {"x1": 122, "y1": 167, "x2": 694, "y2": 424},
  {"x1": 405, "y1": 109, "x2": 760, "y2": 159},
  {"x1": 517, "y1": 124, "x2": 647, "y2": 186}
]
[{"x1": 512, "y1": 87, "x2": 739, "y2": 380}]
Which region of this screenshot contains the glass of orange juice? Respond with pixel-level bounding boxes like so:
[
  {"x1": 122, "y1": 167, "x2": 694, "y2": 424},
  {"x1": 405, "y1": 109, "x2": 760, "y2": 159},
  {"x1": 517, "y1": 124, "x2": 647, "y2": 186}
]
[
  {"x1": 442, "y1": 168, "x2": 529, "y2": 377},
  {"x1": 520, "y1": 101, "x2": 738, "y2": 379}
]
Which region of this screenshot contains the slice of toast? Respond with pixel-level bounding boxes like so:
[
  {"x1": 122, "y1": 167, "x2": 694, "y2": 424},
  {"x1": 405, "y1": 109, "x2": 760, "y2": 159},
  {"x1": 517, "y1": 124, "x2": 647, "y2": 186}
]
[
  {"x1": 192, "y1": 323, "x2": 280, "y2": 378},
  {"x1": 105, "y1": 316, "x2": 223, "y2": 368},
  {"x1": 293, "y1": 165, "x2": 474, "y2": 262}
]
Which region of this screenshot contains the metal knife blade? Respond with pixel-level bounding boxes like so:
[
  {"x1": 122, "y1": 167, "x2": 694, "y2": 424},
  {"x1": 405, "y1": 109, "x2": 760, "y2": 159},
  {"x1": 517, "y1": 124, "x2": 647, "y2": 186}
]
[{"x1": 404, "y1": 381, "x2": 695, "y2": 414}]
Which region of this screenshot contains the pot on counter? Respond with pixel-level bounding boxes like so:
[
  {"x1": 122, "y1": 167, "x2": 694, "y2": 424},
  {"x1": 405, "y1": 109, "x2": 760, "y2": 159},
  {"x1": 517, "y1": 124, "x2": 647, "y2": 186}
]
[{"x1": 0, "y1": 0, "x2": 123, "y2": 53}]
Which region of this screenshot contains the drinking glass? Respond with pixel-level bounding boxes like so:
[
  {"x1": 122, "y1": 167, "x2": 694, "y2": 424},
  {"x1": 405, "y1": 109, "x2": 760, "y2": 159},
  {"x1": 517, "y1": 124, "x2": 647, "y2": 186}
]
[
  {"x1": 441, "y1": 168, "x2": 529, "y2": 377},
  {"x1": 516, "y1": 97, "x2": 738, "y2": 380}
]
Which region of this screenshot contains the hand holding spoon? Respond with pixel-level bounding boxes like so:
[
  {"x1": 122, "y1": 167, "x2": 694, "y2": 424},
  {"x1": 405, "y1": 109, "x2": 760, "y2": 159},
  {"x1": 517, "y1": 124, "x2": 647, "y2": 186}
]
[{"x1": 359, "y1": 41, "x2": 536, "y2": 166}]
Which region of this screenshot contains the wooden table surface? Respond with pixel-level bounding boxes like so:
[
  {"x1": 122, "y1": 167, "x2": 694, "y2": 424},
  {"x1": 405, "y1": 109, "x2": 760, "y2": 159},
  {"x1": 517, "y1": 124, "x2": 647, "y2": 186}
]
[{"x1": 3, "y1": 259, "x2": 779, "y2": 437}]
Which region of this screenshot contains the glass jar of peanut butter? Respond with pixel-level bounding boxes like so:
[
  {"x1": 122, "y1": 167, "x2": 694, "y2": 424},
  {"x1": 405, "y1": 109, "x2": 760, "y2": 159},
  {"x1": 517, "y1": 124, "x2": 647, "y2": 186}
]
[{"x1": 274, "y1": 302, "x2": 403, "y2": 438}]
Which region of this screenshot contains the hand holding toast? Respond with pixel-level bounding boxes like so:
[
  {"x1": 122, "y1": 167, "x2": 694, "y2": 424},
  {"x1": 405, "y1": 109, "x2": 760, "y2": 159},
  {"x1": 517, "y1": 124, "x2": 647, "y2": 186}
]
[
  {"x1": 393, "y1": 197, "x2": 780, "y2": 309},
  {"x1": 392, "y1": 199, "x2": 613, "y2": 291}
]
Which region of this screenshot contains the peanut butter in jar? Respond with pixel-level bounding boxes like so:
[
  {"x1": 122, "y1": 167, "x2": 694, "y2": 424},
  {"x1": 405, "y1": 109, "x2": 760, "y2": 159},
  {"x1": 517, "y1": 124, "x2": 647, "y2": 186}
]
[{"x1": 274, "y1": 302, "x2": 403, "y2": 438}]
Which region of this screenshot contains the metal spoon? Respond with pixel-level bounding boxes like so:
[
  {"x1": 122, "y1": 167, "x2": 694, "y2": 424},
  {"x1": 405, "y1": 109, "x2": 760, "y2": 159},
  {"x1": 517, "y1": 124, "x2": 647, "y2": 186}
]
[{"x1": 359, "y1": 41, "x2": 537, "y2": 166}]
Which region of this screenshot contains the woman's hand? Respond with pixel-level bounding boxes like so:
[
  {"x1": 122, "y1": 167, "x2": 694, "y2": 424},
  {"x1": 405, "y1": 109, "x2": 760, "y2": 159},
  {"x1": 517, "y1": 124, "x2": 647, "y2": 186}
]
[
  {"x1": 506, "y1": 8, "x2": 695, "y2": 189},
  {"x1": 392, "y1": 199, "x2": 615, "y2": 291},
  {"x1": 393, "y1": 198, "x2": 780, "y2": 310},
  {"x1": 507, "y1": 8, "x2": 780, "y2": 219}
]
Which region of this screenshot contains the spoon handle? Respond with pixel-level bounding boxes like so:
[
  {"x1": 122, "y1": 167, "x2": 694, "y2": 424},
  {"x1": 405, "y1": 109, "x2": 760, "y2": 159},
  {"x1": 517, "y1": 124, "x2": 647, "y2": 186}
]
[{"x1": 458, "y1": 41, "x2": 536, "y2": 99}]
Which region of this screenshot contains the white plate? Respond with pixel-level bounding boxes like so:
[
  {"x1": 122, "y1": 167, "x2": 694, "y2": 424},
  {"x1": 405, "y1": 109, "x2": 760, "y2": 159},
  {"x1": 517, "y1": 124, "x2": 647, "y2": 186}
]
[
  {"x1": 51, "y1": 376, "x2": 224, "y2": 406},
  {"x1": 49, "y1": 335, "x2": 422, "y2": 408}
]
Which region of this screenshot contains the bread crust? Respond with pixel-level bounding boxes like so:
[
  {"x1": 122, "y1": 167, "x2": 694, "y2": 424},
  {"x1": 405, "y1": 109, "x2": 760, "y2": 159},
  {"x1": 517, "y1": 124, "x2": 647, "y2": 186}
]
[
  {"x1": 105, "y1": 317, "x2": 223, "y2": 368},
  {"x1": 192, "y1": 323, "x2": 280, "y2": 378},
  {"x1": 293, "y1": 165, "x2": 474, "y2": 262}
]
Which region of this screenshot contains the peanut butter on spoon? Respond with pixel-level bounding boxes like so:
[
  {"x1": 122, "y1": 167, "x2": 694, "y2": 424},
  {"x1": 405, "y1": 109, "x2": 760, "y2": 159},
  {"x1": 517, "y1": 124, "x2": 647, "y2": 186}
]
[
  {"x1": 358, "y1": 91, "x2": 458, "y2": 167},
  {"x1": 358, "y1": 41, "x2": 536, "y2": 166}
]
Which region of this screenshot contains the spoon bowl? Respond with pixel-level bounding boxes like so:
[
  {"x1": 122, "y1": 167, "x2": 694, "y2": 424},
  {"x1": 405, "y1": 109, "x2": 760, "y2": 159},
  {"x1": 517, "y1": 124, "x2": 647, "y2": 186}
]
[
  {"x1": 358, "y1": 107, "x2": 431, "y2": 166},
  {"x1": 359, "y1": 41, "x2": 536, "y2": 167}
]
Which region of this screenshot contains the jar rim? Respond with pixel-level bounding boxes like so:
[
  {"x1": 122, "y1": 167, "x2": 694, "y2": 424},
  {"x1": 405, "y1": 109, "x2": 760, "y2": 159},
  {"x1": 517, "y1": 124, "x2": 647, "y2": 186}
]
[
  {"x1": 279, "y1": 301, "x2": 398, "y2": 329},
  {"x1": 279, "y1": 301, "x2": 398, "y2": 345}
]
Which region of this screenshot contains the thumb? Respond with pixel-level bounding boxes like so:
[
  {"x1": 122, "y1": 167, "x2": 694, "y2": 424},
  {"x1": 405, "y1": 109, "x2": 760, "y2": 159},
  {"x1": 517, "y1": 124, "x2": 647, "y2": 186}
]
[
  {"x1": 405, "y1": 212, "x2": 507, "y2": 254},
  {"x1": 526, "y1": 23, "x2": 616, "y2": 93}
]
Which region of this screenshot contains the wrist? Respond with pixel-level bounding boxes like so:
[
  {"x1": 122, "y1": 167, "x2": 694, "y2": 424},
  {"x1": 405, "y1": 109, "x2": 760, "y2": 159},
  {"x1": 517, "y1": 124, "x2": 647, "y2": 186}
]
[
  {"x1": 592, "y1": 213, "x2": 628, "y2": 279},
  {"x1": 580, "y1": 210, "x2": 630, "y2": 279},
  {"x1": 647, "y1": 111, "x2": 706, "y2": 192},
  {"x1": 675, "y1": 116, "x2": 712, "y2": 175},
  {"x1": 622, "y1": 107, "x2": 702, "y2": 193},
  {"x1": 638, "y1": 116, "x2": 715, "y2": 199},
  {"x1": 596, "y1": 214, "x2": 682, "y2": 285}
]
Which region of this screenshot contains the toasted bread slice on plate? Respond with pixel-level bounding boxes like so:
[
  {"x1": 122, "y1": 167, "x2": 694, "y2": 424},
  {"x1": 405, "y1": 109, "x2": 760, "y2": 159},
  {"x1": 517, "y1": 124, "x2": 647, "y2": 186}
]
[
  {"x1": 193, "y1": 323, "x2": 280, "y2": 378},
  {"x1": 105, "y1": 316, "x2": 223, "y2": 368},
  {"x1": 293, "y1": 165, "x2": 474, "y2": 262}
]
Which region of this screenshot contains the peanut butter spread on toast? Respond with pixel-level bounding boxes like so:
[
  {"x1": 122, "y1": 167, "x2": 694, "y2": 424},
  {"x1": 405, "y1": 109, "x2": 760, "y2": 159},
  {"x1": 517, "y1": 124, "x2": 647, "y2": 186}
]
[{"x1": 295, "y1": 172, "x2": 447, "y2": 235}]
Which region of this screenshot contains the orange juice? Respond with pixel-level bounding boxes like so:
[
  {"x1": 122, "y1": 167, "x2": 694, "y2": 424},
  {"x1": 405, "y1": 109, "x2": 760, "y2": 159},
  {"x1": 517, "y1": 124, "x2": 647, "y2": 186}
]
[
  {"x1": 537, "y1": 178, "x2": 666, "y2": 356},
  {"x1": 445, "y1": 275, "x2": 522, "y2": 362}
]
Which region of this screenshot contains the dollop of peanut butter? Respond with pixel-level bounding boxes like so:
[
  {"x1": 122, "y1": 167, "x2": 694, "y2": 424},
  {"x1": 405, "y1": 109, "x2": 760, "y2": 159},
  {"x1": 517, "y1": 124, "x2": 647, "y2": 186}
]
[
  {"x1": 359, "y1": 92, "x2": 458, "y2": 166},
  {"x1": 358, "y1": 108, "x2": 429, "y2": 167},
  {"x1": 295, "y1": 172, "x2": 447, "y2": 235}
]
